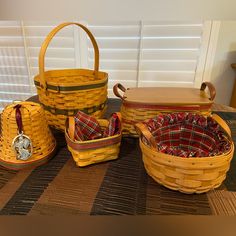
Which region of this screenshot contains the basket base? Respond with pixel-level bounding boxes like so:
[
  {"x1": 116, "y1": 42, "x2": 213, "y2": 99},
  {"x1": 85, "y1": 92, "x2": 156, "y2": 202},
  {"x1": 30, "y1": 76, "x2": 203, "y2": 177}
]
[{"x1": 0, "y1": 145, "x2": 57, "y2": 170}]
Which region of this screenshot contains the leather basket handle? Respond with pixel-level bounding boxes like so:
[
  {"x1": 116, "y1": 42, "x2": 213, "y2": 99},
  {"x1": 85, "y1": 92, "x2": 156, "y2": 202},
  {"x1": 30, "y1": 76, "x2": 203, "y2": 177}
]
[
  {"x1": 200, "y1": 82, "x2": 216, "y2": 101},
  {"x1": 135, "y1": 123, "x2": 156, "y2": 150},
  {"x1": 39, "y1": 22, "x2": 99, "y2": 91},
  {"x1": 113, "y1": 83, "x2": 126, "y2": 100}
]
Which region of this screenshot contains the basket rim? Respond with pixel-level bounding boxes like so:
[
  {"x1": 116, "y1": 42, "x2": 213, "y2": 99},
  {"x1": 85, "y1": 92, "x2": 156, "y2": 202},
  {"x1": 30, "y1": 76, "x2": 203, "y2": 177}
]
[
  {"x1": 139, "y1": 138, "x2": 234, "y2": 161},
  {"x1": 65, "y1": 128, "x2": 121, "y2": 143},
  {"x1": 34, "y1": 68, "x2": 108, "y2": 83},
  {"x1": 65, "y1": 128, "x2": 122, "y2": 151}
]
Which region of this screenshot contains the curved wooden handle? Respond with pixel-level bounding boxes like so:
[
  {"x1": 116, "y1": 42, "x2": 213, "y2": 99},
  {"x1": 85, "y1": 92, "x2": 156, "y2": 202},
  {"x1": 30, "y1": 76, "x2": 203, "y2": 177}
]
[
  {"x1": 200, "y1": 82, "x2": 216, "y2": 101},
  {"x1": 68, "y1": 116, "x2": 75, "y2": 141},
  {"x1": 113, "y1": 83, "x2": 126, "y2": 100},
  {"x1": 212, "y1": 113, "x2": 231, "y2": 137},
  {"x1": 39, "y1": 22, "x2": 99, "y2": 90},
  {"x1": 135, "y1": 123, "x2": 156, "y2": 150}
]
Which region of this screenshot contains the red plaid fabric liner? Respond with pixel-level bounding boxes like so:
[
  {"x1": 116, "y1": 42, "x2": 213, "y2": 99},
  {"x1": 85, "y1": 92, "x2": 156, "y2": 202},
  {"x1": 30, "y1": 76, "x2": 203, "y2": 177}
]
[
  {"x1": 103, "y1": 113, "x2": 121, "y2": 137},
  {"x1": 74, "y1": 111, "x2": 121, "y2": 141},
  {"x1": 74, "y1": 111, "x2": 102, "y2": 141},
  {"x1": 144, "y1": 112, "x2": 231, "y2": 158}
]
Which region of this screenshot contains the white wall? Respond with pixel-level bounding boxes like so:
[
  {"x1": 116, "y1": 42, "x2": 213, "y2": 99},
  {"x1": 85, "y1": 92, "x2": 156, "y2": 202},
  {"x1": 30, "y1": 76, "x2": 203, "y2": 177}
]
[
  {"x1": 1, "y1": 0, "x2": 236, "y2": 21},
  {"x1": 209, "y1": 21, "x2": 236, "y2": 105}
]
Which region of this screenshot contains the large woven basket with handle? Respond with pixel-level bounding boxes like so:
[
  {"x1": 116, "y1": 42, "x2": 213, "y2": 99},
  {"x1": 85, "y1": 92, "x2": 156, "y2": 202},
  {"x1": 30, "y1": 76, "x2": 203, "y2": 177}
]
[
  {"x1": 135, "y1": 113, "x2": 234, "y2": 194},
  {"x1": 34, "y1": 22, "x2": 108, "y2": 131},
  {"x1": 0, "y1": 101, "x2": 57, "y2": 170},
  {"x1": 113, "y1": 82, "x2": 216, "y2": 137}
]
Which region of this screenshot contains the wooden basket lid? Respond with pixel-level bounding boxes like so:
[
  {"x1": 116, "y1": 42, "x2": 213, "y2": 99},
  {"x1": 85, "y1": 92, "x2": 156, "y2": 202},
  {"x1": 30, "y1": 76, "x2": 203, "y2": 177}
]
[{"x1": 113, "y1": 82, "x2": 216, "y2": 106}]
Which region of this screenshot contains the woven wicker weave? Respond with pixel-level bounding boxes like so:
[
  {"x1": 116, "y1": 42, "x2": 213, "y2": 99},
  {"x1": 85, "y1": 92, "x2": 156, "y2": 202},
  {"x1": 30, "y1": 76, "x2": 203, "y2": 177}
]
[
  {"x1": 65, "y1": 114, "x2": 122, "y2": 167},
  {"x1": 0, "y1": 101, "x2": 57, "y2": 170},
  {"x1": 135, "y1": 113, "x2": 234, "y2": 194},
  {"x1": 113, "y1": 82, "x2": 216, "y2": 137},
  {"x1": 34, "y1": 22, "x2": 108, "y2": 131}
]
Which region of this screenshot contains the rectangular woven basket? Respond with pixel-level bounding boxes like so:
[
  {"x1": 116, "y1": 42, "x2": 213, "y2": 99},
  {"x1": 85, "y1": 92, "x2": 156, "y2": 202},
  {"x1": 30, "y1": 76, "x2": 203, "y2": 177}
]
[
  {"x1": 65, "y1": 113, "x2": 122, "y2": 167},
  {"x1": 113, "y1": 82, "x2": 216, "y2": 137},
  {"x1": 34, "y1": 22, "x2": 108, "y2": 131},
  {"x1": 135, "y1": 113, "x2": 234, "y2": 194}
]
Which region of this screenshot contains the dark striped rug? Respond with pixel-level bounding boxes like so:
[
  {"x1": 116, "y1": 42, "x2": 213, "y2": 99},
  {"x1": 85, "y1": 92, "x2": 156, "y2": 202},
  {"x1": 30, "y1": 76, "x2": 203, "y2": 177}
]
[{"x1": 0, "y1": 99, "x2": 236, "y2": 215}]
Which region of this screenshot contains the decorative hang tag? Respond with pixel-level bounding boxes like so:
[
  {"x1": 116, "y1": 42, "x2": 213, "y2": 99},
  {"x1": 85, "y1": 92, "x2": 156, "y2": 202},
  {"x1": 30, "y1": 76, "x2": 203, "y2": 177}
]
[
  {"x1": 12, "y1": 132, "x2": 33, "y2": 161},
  {"x1": 11, "y1": 104, "x2": 33, "y2": 161}
]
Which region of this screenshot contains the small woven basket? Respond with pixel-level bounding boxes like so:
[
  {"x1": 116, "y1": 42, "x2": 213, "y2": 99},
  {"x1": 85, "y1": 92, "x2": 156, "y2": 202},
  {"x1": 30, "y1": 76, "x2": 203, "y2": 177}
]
[
  {"x1": 113, "y1": 82, "x2": 216, "y2": 137},
  {"x1": 65, "y1": 113, "x2": 122, "y2": 167},
  {"x1": 34, "y1": 22, "x2": 108, "y2": 131},
  {"x1": 0, "y1": 101, "x2": 57, "y2": 170},
  {"x1": 135, "y1": 113, "x2": 234, "y2": 194}
]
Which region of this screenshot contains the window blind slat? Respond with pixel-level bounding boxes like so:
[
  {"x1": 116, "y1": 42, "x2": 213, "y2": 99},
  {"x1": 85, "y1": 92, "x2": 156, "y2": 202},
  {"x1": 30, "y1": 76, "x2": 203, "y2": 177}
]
[
  {"x1": 28, "y1": 47, "x2": 75, "y2": 58},
  {"x1": 143, "y1": 25, "x2": 203, "y2": 37},
  {"x1": 139, "y1": 71, "x2": 195, "y2": 82},
  {"x1": 141, "y1": 60, "x2": 197, "y2": 71},
  {"x1": 30, "y1": 57, "x2": 75, "y2": 68},
  {"x1": 142, "y1": 38, "x2": 200, "y2": 49}
]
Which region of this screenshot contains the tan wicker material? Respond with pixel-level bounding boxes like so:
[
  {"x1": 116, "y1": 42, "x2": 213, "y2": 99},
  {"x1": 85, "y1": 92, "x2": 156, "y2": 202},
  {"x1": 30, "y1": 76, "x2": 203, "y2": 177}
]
[
  {"x1": 0, "y1": 101, "x2": 57, "y2": 170},
  {"x1": 34, "y1": 22, "x2": 108, "y2": 131},
  {"x1": 65, "y1": 113, "x2": 122, "y2": 167},
  {"x1": 113, "y1": 82, "x2": 216, "y2": 137},
  {"x1": 135, "y1": 113, "x2": 234, "y2": 194}
]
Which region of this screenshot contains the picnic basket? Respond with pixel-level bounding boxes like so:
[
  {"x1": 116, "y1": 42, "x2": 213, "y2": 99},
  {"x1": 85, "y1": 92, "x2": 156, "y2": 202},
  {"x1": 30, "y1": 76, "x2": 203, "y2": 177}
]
[
  {"x1": 0, "y1": 101, "x2": 57, "y2": 170},
  {"x1": 34, "y1": 22, "x2": 108, "y2": 131},
  {"x1": 135, "y1": 113, "x2": 234, "y2": 194},
  {"x1": 113, "y1": 82, "x2": 216, "y2": 137},
  {"x1": 65, "y1": 113, "x2": 122, "y2": 167}
]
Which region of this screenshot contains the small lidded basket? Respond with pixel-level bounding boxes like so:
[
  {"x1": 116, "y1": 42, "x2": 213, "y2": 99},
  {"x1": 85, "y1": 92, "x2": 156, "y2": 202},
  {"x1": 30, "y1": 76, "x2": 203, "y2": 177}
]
[
  {"x1": 0, "y1": 101, "x2": 57, "y2": 170},
  {"x1": 113, "y1": 82, "x2": 216, "y2": 137},
  {"x1": 135, "y1": 112, "x2": 234, "y2": 194}
]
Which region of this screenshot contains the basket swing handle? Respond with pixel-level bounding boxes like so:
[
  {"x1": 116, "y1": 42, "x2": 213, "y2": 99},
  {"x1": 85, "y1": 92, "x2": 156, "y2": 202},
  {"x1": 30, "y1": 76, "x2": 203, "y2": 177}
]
[
  {"x1": 39, "y1": 22, "x2": 99, "y2": 91},
  {"x1": 135, "y1": 123, "x2": 157, "y2": 150},
  {"x1": 113, "y1": 83, "x2": 127, "y2": 100},
  {"x1": 200, "y1": 82, "x2": 216, "y2": 101},
  {"x1": 212, "y1": 113, "x2": 231, "y2": 137},
  {"x1": 68, "y1": 116, "x2": 76, "y2": 141}
]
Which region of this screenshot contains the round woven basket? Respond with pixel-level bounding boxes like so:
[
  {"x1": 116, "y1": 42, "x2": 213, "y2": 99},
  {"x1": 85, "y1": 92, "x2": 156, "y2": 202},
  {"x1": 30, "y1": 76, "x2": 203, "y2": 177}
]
[
  {"x1": 135, "y1": 113, "x2": 234, "y2": 194},
  {"x1": 0, "y1": 101, "x2": 57, "y2": 170}
]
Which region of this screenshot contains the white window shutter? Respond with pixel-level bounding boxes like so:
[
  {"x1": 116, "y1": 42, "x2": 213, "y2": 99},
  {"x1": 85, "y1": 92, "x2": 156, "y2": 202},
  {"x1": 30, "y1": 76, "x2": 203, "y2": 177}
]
[
  {"x1": 87, "y1": 21, "x2": 141, "y2": 97},
  {"x1": 0, "y1": 20, "x2": 212, "y2": 110},
  {"x1": 139, "y1": 21, "x2": 206, "y2": 87},
  {"x1": 0, "y1": 21, "x2": 32, "y2": 110}
]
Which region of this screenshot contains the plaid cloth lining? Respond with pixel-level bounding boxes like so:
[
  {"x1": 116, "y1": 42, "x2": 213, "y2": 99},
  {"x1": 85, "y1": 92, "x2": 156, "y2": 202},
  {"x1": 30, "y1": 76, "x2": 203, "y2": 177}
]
[
  {"x1": 74, "y1": 111, "x2": 121, "y2": 141},
  {"x1": 103, "y1": 113, "x2": 120, "y2": 137},
  {"x1": 144, "y1": 113, "x2": 231, "y2": 158}
]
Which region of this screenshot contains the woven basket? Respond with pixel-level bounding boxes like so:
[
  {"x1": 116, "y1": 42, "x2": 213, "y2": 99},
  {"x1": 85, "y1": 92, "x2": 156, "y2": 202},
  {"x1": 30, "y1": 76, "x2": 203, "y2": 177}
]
[
  {"x1": 0, "y1": 101, "x2": 57, "y2": 170},
  {"x1": 65, "y1": 113, "x2": 122, "y2": 167},
  {"x1": 135, "y1": 113, "x2": 234, "y2": 194},
  {"x1": 113, "y1": 82, "x2": 216, "y2": 137},
  {"x1": 34, "y1": 22, "x2": 108, "y2": 131}
]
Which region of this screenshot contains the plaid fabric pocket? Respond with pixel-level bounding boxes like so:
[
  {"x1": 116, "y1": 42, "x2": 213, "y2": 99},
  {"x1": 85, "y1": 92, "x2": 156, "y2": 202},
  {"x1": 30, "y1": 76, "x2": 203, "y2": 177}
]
[
  {"x1": 74, "y1": 111, "x2": 102, "y2": 141},
  {"x1": 103, "y1": 113, "x2": 121, "y2": 137}
]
